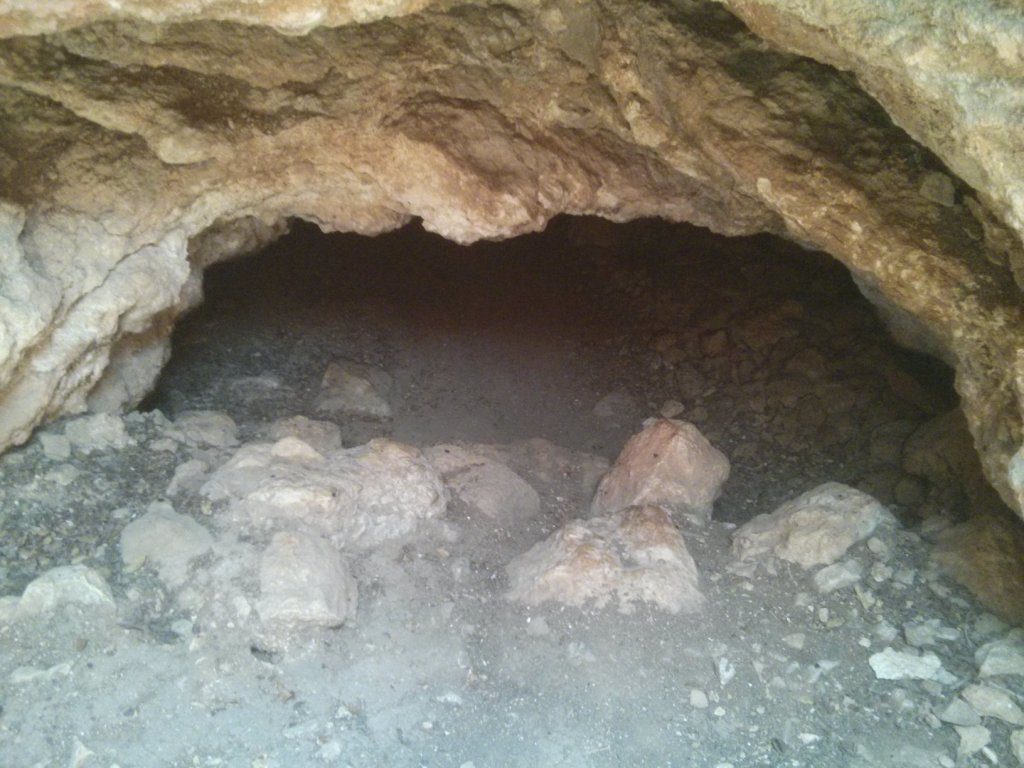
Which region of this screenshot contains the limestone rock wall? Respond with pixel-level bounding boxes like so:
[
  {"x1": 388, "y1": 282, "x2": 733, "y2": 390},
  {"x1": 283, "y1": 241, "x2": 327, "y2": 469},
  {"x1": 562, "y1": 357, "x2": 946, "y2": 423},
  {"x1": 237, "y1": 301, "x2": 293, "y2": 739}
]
[{"x1": 0, "y1": 0, "x2": 1022, "y2": 517}]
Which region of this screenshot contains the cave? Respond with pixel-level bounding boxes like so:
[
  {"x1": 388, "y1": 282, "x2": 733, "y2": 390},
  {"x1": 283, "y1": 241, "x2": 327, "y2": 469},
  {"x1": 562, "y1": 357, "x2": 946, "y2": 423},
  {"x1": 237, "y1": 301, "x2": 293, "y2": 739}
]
[{"x1": 2, "y1": 0, "x2": 1024, "y2": 765}]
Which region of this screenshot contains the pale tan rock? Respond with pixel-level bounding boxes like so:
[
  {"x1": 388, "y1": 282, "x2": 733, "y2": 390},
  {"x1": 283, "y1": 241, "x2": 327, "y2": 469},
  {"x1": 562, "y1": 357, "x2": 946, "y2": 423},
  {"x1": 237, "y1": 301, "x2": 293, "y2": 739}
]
[
  {"x1": 933, "y1": 513, "x2": 1024, "y2": 627},
  {"x1": 426, "y1": 444, "x2": 540, "y2": 522},
  {"x1": 732, "y1": 483, "x2": 894, "y2": 568},
  {"x1": 592, "y1": 419, "x2": 730, "y2": 520},
  {"x1": 267, "y1": 415, "x2": 342, "y2": 454},
  {"x1": 257, "y1": 530, "x2": 356, "y2": 630},
  {"x1": 64, "y1": 413, "x2": 133, "y2": 454},
  {"x1": 170, "y1": 410, "x2": 238, "y2": 449},
  {"x1": 201, "y1": 437, "x2": 447, "y2": 548},
  {"x1": 315, "y1": 360, "x2": 392, "y2": 419},
  {"x1": 960, "y1": 684, "x2": 1024, "y2": 726},
  {"x1": 506, "y1": 505, "x2": 704, "y2": 614},
  {"x1": 120, "y1": 501, "x2": 214, "y2": 587},
  {"x1": 16, "y1": 565, "x2": 115, "y2": 616}
]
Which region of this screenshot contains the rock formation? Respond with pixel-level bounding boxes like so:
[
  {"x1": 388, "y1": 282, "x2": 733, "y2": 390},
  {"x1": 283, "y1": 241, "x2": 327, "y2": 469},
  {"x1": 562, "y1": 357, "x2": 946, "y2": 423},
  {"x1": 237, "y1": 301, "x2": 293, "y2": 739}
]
[{"x1": 0, "y1": 0, "x2": 1022, "y2": 522}]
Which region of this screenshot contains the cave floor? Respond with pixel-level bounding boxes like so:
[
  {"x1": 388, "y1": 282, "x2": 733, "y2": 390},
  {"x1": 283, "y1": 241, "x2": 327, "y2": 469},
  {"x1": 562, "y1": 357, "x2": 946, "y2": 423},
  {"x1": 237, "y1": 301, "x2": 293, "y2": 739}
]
[{"x1": 0, "y1": 220, "x2": 1019, "y2": 767}]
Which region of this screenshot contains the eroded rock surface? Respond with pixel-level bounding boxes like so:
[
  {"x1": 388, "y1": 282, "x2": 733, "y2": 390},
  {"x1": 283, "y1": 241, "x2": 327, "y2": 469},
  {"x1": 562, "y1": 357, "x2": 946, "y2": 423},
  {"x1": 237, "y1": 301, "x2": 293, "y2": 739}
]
[
  {"x1": 732, "y1": 482, "x2": 895, "y2": 569},
  {"x1": 591, "y1": 418, "x2": 730, "y2": 521},
  {"x1": 506, "y1": 504, "x2": 705, "y2": 614},
  {"x1": 201, "y1": 436, "x2": 447, "y2": 548},
  {"x1": 0, "y1": 0, "x2": 1021, "y2": 525}
]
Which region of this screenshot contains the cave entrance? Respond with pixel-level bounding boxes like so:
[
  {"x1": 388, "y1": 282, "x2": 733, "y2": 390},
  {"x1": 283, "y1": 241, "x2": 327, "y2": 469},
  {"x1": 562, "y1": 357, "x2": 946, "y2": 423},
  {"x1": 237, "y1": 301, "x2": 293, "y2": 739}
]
[
  {"x1": 8, "y1": 215, "x2": 1024, "y2": 767},
  {"x1": 148, "y1": 215, "x2": 960, "y2": 526}
]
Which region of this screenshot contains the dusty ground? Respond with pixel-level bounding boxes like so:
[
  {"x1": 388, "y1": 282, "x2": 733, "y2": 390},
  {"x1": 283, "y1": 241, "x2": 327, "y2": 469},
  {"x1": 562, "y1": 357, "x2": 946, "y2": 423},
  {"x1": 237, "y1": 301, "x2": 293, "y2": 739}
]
[{"x1": 0, "y1": 218, "x2": 1020, "y2": 768}]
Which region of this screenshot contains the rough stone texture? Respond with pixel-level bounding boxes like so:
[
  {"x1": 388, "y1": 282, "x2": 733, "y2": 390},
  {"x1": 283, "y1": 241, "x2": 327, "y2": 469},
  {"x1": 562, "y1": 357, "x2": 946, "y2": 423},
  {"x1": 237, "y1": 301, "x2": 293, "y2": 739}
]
[
  {"x1": 506, "y1": 504, "x2": 705, "y2": 614},
  {"x1": 266, "y1": 415, "x2": 342, "y2": 454},
  {"x1": 732, "y1": 482, "x2": 894, "y2": 568},
  {"x1": 14, "y1": 564, "x2": 115, "y2": 616},
  {"x1": 961, "y1": 684, "x2": 1024, "y2": 726},
  {"x1": 868, "y1": 647, "x2": 949, "y2": 682},
  {"x1": 63, "y1": 412, "x2": 133, "y2": 454},
  {"x1": 257, "y1": 530, "x2": 357, "y2": 630},
  {"x1": 426, "y1": 444, "x2": 540, "y2": 522},
  {"x1": 168, "y1": 410, "x2": 238, "y2": 449},
  {"x1": 315, "y1": 360, "x2": 392, "y2": 420},
  {"x1": 201, "y1": 436, "x2": 447, "y2": 548},
  {"x1": 709, "y1": 0, "x2": 1024, "y2": 278},
  {"x1": 976, "y1": 629, "x2": 1024, "y2": 678},
  {"x1": 0, "y1": 0, "x2": 1021, "y2": 525},
  {"x1": 120, "y1": 501, "x2": 214, "y2": 587},
  {"x1": 933, "y1": 513, "x2": 1024, "y2": 627},
  {"x1": 591, "y1": 418, "x2": 730, "y2": 520}
]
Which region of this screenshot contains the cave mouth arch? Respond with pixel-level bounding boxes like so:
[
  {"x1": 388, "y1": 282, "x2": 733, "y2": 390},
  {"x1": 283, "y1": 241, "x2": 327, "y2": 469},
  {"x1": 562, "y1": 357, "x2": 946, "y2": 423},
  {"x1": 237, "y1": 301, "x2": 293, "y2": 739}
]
[{"x1": 144, "y1": 214, "x2": 967, "y2": 527}]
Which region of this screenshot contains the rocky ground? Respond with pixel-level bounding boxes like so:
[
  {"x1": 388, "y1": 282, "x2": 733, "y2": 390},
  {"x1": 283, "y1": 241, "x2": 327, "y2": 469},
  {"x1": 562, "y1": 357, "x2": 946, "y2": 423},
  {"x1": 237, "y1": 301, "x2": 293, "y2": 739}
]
[{"x1": 0, "y1": 219, "x2": 1022, "y2": 768}]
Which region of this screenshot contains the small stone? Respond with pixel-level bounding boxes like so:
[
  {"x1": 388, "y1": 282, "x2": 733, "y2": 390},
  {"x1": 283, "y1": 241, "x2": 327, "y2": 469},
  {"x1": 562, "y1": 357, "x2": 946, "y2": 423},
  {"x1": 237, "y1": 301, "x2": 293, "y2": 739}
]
[
  {"x1": 905, "y1": 619, "x2": 960, "y2": 648},
  {"x1": 267, "y1": 415, "x2": 342, "y2": 454},
  {"x1": 936, "y1": 698, "x2": 981, "y2": 726},
  {"x1": 869, "y1": 647, "x2": 948, "y2": 681},
  {"x1": 717, "y1": 657, "x2": 735, "y2": 686},
  {"x1": 120, "y1": 501, "x2": 214, "y2": 587},
  {"x1": 976, "y1": 629, "x2": 1024, "y2": 677},
  {"x1": 866, "y1": 537, "x2": 889, "y2": 557},
  {"x1": 166, "y1": 458, "x2": 209, "y2": 497},
  {"x1": 961, "y1": 684, "x2": 1024, "y2": 725},
  {"x1": 315, "y1": 359, "x2": 392, "y2": 419},
  {"x1": 64, "y1": 413, "x2": 133, "y2": 454},
  {"x1": 954, "y1": 725, "x2": 989, "y2": 759},
  {"x1": 874, "y1": 620, "x2": 899, "y2": 643},
  {"x1": 172, "y1": 410, "x2": 238, "y2": 448},
  {"x1": 690, "y1": 689, "x2": 709, "y2": 709},
  {"x1": 894, "y1": 568, "x2": 916, "y2": 586},
  {"x1": 39, "y1": 432, "x2": 71, "y2": 460},
  {"x1": 17, "y1": 565, "x2": 115, "y2": 616},
  {"x1": 591, "y1": 418, "x2": 730, "y2": 520},
  {"x1": 660, "y1": 400, "x2": 685, "y2": 419},
  {"x1": 782, "y1": 633, "x2": 806, "y2": 650},
  {"x1": 258, "y1": 531, "x2": 357, "y2": 631},
  {"x1": 870, "y1": 562, "x2": 893, "y2": 582},
  {"x1": 814, "y1": 559, "x2": 863, "y2": 593}
]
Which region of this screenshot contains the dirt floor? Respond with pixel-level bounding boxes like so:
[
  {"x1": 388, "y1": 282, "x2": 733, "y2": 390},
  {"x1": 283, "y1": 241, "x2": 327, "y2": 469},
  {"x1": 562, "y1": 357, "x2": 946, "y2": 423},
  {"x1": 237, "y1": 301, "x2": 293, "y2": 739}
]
[{"x1": 0, "y1": 218, "x2": 1021, "y2": 768}]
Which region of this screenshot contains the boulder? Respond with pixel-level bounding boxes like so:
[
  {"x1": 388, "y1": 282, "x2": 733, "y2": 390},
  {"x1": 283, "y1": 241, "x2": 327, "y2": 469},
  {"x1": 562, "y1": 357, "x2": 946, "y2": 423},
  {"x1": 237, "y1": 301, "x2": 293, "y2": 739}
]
[
  {"x1": 506, "y1": 505, "x2": 704, "y2": 614},
  {"x1": 591, "y1": 419, "x2": 730, "y2": 521},
  {"x1": 427, "y1": 444, "x2": 540, "y2": 522},
  {"x1": 201, "y1": 437, "x2": 447, "y2": 548},
  {"x1": 732, "y1": 482, "x2": 894, "y2": 568}
]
